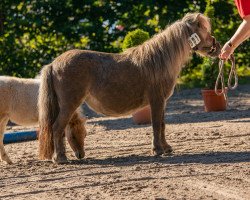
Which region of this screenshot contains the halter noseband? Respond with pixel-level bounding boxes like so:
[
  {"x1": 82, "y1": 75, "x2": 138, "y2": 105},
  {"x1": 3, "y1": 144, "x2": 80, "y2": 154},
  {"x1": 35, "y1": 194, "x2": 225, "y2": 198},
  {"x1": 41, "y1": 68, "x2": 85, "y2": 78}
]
[{"x1": 207, "y1": 36, "x2": 217, "y2": 55}]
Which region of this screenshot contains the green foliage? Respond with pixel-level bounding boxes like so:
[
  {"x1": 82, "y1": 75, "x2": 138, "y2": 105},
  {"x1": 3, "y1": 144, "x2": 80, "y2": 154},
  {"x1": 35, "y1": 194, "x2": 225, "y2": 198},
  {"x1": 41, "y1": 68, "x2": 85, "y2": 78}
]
[
  {"x1": 0, "y1": 0, "x2": 249, "y2": 85},
  {"x1": 201, "y1": 58, "x2": 219, "y2": 89},
  {"x1": 204, "y1": 0, "x2": 214, "y2": 18},
  {"x1": 122, "y1": 29, "x2": 150, "y2": 50}
]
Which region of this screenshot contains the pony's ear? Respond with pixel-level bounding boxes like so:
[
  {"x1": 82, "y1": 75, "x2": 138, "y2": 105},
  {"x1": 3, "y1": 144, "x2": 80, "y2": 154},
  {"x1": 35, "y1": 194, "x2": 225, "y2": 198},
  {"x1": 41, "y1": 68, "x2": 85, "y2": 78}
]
[
  {"x1": 196, "y1": 14, "x2": 211, "y2": 32},
  {"x1": 195, "y1": 13, "x2": 201, "y2": 28}
]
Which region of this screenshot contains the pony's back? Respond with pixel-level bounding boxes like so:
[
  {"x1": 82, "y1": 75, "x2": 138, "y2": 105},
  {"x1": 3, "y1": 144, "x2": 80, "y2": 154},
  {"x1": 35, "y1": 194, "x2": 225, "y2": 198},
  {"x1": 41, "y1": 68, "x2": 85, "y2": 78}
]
[{"x1": 0, "y1": 76, "x2": 40, "y2": 125}]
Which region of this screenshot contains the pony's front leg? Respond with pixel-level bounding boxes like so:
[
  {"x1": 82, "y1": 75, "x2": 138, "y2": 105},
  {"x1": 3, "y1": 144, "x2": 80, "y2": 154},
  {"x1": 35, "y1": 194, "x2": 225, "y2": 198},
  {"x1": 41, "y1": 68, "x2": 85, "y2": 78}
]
[
  {"x1": 150, "y1": 97, "x2": 166, "y2": 155},
  {"x1": 160, "y1": 113, "x2": 173, "y2": 154},
  {"x1": 0, "y1": 115, "x2": 12, "y2": 164}
]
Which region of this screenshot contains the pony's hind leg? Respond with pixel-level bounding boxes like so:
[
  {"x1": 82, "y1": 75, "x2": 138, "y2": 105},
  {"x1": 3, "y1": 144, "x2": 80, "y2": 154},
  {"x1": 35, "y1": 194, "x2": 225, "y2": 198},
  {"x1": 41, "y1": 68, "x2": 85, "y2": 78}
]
[
  {"x1": 0, "y1": 115, "x2": 12, "y2": 164},
  {"x1": 66, "y1": 111, "x2": 87, "y2": 159},
  {"x1": 52, "y1": 103, "x2": 85, "y2": 163},
  {"x1": 51, "y1": 66, "x2": 90, "y2": 164},
  {"x1": 52, "y1": 109, "x2": 73, "y2": 164}
]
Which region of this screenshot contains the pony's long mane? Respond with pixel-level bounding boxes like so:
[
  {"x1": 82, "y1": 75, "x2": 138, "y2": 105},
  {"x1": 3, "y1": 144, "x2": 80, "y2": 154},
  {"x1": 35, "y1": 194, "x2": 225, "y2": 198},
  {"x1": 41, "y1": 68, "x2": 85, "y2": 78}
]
[{"x1": 122, "y1": 13, "x2": 210, "y2": 84}]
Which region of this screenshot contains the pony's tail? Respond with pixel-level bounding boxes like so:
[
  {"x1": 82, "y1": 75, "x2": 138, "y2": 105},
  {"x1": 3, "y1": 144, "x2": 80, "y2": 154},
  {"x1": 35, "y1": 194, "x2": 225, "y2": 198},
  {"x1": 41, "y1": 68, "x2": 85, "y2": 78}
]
[{"x1": 38, "y1": 64, "x2": 59, "y2": 160}]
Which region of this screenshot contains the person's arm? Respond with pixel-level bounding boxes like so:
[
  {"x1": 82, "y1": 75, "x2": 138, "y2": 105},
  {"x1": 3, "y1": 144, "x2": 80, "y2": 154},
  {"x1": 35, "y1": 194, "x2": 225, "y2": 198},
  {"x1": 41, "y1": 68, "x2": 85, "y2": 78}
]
[{"x1": 220, "y1": 15, "x2": 250, "y2": 60}]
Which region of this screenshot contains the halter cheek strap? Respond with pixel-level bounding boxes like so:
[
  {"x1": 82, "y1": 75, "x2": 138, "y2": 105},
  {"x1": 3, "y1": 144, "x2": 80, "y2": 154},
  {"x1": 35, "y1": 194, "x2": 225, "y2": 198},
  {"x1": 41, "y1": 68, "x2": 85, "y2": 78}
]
[
  {"x1": 188, "y1": 33, "x2": 201, "y2": 49},
  {"x1": 185, "y1": 23, "x2": 201, "y2": 49}
]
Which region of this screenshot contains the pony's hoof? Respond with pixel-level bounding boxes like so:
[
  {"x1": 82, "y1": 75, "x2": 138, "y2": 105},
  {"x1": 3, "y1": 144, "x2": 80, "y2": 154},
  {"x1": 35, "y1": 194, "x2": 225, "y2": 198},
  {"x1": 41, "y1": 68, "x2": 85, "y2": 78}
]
[
  {"x1": 163, "y1": 145, "x2": 173, "y2": 154},
  {"x1": 6, "y1": 160, "x2": 13, "y2": 164},
  {"x1": 75, "y1": 151, "x2": 85, "y2": 159},
  {"x1": 1, "y1": 159, "x2": 13, "y2": 165},
  {"x1": 1, "y1": 155, "x2": 13, "y2": 164},
  {"x1": 152, "y1": 147, "x2": 165, "y2": 156},
  {"x1": 52, "y1": 154, "x2": 68, "y2": 164}
]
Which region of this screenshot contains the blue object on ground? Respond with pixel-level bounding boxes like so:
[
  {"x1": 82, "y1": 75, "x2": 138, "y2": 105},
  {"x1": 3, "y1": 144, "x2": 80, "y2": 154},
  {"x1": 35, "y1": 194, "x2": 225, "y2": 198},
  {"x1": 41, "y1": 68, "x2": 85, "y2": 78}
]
[{"x1": 3, "y1": 131, "x2": 37, "y2": 144}]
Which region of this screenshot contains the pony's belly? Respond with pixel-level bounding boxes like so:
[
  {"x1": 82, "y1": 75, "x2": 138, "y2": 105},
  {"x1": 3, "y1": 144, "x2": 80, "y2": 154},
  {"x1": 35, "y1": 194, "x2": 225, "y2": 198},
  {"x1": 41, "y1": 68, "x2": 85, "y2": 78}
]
[
  {"x1": 10, "y1": 113, "x2": 38, "y2": 126},
  {"x1": 85, "y1": 95, "x2": 146, "y2": 117}
]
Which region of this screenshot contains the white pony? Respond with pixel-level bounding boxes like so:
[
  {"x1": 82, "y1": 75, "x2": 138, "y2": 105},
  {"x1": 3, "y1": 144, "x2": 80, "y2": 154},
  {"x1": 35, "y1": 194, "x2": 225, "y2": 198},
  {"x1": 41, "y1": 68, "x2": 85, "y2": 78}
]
[{"x1": 0, "y1": 76, "x2": 87, "y2": 164}]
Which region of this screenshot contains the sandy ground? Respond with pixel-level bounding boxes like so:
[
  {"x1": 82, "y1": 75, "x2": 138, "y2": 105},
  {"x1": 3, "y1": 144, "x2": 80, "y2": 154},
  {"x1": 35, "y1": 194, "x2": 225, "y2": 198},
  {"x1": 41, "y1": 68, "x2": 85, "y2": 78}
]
[{"x1": 1, "y1": 85, "x2": 250, "y2": 200}]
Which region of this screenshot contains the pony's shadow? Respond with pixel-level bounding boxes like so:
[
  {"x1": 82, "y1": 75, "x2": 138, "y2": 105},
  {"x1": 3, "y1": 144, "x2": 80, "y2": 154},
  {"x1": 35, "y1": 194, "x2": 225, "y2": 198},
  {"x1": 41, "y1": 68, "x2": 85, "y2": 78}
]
[
  {"x1": 166, "y1": 108, "x2": 250, "y2": 124},
  {"x1": 88, "y1": 117, "x2": 150, "y2": 131},
  {"x1": 73, "y1": 151, "x2": 250, "y2": 166},
  {"x1": 82, "y1": 104, "x2": 104, "y2": 118},
  {"x1": 87, "y1": 108, "x2": 250, "y2": 130}
]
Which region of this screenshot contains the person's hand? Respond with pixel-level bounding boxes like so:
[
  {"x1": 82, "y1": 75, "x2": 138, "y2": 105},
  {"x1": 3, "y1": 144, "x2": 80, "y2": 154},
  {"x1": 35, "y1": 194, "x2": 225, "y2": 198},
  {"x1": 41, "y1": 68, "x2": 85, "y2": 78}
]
[{"x1": 219, "y1": 41, "x2": 235, "y2": 60}]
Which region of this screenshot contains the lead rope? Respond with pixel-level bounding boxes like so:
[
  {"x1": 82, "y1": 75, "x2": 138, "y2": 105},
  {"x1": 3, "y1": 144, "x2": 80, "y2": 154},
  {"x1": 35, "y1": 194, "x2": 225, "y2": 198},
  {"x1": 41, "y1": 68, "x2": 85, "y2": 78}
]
[
  {"x1": 227, "y1": 55, "x2": 238, "y2": 90},
  {"x1": 215, "y1": 54, "x2": 238, "y2": 103}
]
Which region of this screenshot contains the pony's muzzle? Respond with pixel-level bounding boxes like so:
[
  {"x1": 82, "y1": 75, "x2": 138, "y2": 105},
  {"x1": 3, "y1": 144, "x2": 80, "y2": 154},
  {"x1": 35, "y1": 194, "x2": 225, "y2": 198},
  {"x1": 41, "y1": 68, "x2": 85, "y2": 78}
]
[{"x1": 208, "y1": 37, "x2": 221, "y2": 57}]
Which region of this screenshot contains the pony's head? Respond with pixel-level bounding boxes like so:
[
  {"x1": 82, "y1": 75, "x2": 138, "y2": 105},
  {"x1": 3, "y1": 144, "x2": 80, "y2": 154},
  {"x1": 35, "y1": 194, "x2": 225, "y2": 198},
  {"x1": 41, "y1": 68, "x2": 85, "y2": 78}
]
[{"x1": 182, "y1": 13, "x2": 221, "y2": 57}]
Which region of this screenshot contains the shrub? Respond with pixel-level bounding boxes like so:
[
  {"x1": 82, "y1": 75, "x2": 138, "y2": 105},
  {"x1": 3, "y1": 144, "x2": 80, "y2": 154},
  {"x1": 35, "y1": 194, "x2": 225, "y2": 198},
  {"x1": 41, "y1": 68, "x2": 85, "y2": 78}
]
[{"x1": 122, "y1": 29, "x2": 150, "y2": 50}]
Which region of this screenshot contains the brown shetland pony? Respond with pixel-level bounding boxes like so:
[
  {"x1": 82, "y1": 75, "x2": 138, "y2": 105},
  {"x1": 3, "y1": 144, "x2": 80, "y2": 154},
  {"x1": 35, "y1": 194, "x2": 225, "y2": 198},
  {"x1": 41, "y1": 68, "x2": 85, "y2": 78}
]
[
  {"x1": 38, "y1": 13, "x2": 221, "y2": 163},
  {"x1": 0, "y1": 77, "x2": 86, "y2": 164}
]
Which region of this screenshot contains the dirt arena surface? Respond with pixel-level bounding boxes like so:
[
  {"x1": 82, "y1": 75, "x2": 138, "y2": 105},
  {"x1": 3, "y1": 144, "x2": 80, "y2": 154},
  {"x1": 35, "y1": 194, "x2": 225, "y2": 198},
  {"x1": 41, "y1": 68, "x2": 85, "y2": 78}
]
[{"x1": 1, "y1": 85, "x2": 250, "y2": 200}]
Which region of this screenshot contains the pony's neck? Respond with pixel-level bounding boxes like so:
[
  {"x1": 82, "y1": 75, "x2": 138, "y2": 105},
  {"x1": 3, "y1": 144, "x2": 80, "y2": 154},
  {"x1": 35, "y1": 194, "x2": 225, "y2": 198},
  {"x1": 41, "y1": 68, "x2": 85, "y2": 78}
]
[
  {"x1": 125, "y1": 21, "x2": 192, "y2": 81},
  {"x1": 164, "y1": 22, "x2": 192, "y2": 72},
  {"x1": 147, "y1": 21, "x2": 192, "y2": 79}
]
